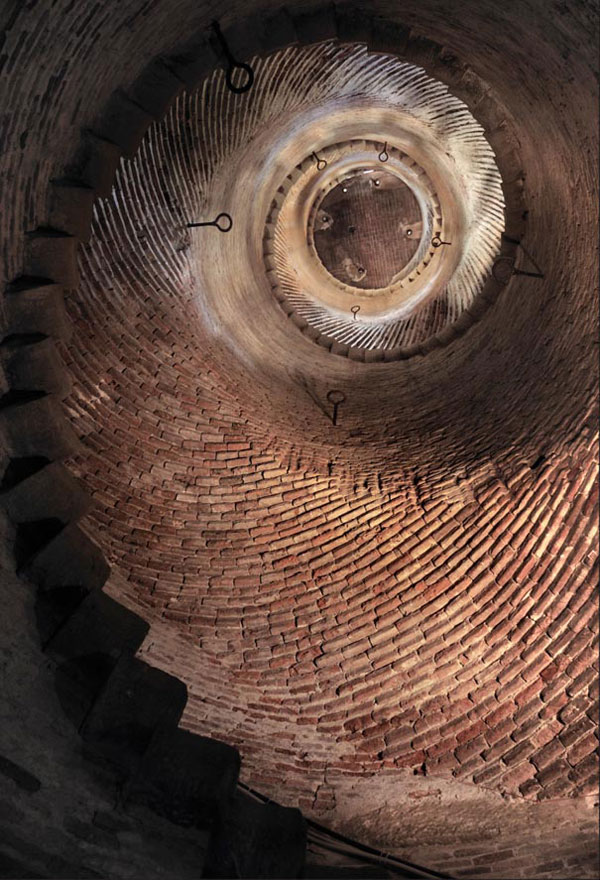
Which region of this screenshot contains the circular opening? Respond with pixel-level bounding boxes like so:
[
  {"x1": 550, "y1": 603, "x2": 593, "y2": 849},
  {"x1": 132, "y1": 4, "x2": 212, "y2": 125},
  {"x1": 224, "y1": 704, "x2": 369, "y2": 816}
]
[{"x1": 312, "y1": 167, "x2": 422, "y2": 290}]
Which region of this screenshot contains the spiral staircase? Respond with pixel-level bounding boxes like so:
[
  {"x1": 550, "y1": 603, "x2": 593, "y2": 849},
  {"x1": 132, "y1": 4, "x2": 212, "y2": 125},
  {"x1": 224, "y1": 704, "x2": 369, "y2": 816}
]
[{"x1": 0, "y1": 2, "x2": 597, "y2": 879}]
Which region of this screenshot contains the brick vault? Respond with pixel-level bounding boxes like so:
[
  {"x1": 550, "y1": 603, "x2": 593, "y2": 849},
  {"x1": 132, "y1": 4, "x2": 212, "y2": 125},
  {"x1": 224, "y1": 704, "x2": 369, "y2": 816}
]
[{"x1": 0, "y1": 2, "x2": 598, "y2": 879}]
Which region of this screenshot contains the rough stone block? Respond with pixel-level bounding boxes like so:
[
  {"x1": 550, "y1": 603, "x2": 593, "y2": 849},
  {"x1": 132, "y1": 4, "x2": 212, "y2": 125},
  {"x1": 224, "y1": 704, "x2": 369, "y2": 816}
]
[
  {"x1": 67, "y1": 131, "x2": 122, "y2": 199},
  {"x1": 49, "y1": 181, "x2": 95, "y2": 243},
  {"x1": 489, "y1": 127, "x2": 524, "y2": 184},
  {"x1": 405, "y1": 33, "x2": 443, "y2": 69},
  {"x1": 220, "y1": 14, "x2": 266, "y2": 61},
  {"x1": 0, "y1": 460, "x2": 91, "y2": 523},
  {"x1": 0, "y1": 362, "x2": 8, "y2": 397},
  {"x1": 370, "y1": 16, "x2": 410, "y2": 56},
  {"x1": 0, "y1": 395, "x2": 80, "y2": 459},
  {"x1": 165, "y1": 40, "x2": 221, "y2": 90},
  {"x1": 128, "y1": 59, "x2": 185, "y2": 119},
  {"x1": 0, "y1": 338, "x2": 71, "y2": 397},
  {"x1": 21, "y1": 521, "x2": 110, "y2": 591},
  {"x1": 293, "y1": 4, "x2": 338, "y2": 45},
  {"x1": 305, "y1": 866, "x2": 389, "y2": 878},
  {"x1": 3, "y1": 281, "x2": 71, "y2": 341},
  {"x1": 204, "y1": 791, "x2": 306, "y2": 879},
  {"x1": 261, "y1": 8, "x2": 298, "y2": 53},
  {"x1": 502, "y1": 197, "x2": 528, "y2": 242},
  {"x1": 0, "y1": 754, "x2": 42, "y2": 793},
  {"x1": 459, "y1": 66, "x2": 492, "y2": 109},
  {"x1": 46, "y1": 589, "x2": 149, "y2": 661},
  {"x1": 24, "y1": 230, "x2": 79, "y2": 287},
  {"x1": 126, "y1": 726, "x2": 240, "y2": 828},
  {"x1": 81, "y1": 654, "x2": 188, "y2": 773},
  {"x1": 35, "y1": 584, "x2": 89, "y2": 648},
  {"x1": 334, "y1": 3, "x2": 373, "y2": 44},
  {"x1": 95, "y1": 90, "x2": 154, "y2": 159}
]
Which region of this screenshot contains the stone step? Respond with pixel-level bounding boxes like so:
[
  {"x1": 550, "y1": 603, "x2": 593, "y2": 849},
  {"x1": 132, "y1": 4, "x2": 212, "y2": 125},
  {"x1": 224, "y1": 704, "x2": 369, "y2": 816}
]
[
  {"x1": 18, "y1": 520, "x2": 109, "y2": 592},
  {"x1": 49, "y1": 180, "x2": 95, "y2": 243},
  {"x1": 46, "y1": 589, "x2": 149, "y2": 662},
  {"x1": 46, "y1": 591, "x2": 149, "y2": 728},
  {"x1": 94, "y1": 89, "x2": 154, "y2": 159},
  {"x1": 127, "y1": 58, "x2": 185, "y2": 120},
  {"x1": 291, "y1": 3, "x2": 338, "y2": 45},
  {"x1": 35, "y1": 584, "x2": 90, "y2": 648},
  {"x1": 24, "y1": 228, "x2": 79, "y2": 287},
  {"x1": 3, "y1": 278, "x2": 72, "y2": 341},
  {"x1": 0, "y1": 394, "x2": 81, "y2": 460},
  {"x1": 125, "y1": 725, "x2": 240, "y2": 830},
  {"x1": 0, "y1": 460, "x2": 92, "y2": 524},
  {"x1": 80, "y1": 653, "x2": 188, "y2": 775},
  {"x1": 0, "y1": 336, "x2": 71, "y2": 397},
  {"x1": 65, "y1": 130, "x2": 122, "y2": 199},
  {"x1": 203, "y1": 790, "x2": 306, "y2": 878},
  {"x1": 304, "y1": 864, "x2": 392, "y2": 878},
  {"x1": 164, "y1": 39, "x2": 221, "y2": 90}
]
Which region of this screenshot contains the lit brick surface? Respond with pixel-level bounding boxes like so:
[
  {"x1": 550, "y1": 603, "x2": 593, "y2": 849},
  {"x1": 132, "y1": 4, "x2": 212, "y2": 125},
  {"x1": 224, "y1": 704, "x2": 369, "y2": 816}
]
[{"x1": 59, "y1": 41, "x2": 597, "y2": 811}]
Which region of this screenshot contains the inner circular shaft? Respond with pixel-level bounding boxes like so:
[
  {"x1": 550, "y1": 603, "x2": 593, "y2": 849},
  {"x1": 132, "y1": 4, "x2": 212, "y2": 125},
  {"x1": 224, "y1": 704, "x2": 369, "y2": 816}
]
[{"x1": 313, "y1": 168, "x2": 422, "y2": 289}]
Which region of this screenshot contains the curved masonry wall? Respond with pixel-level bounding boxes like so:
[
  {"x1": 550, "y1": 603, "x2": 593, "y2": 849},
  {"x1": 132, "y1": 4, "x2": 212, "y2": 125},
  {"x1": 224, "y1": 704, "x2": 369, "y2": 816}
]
[{"x1": 0, "y1": 2, "x2": 598, "y2": 879}]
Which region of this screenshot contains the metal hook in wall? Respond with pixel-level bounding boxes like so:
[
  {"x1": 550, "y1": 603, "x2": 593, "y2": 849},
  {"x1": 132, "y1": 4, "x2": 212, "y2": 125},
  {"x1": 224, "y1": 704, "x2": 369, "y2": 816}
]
[
  {"x1": 378, "y1": 141, "x2": 389, "y2": 162},
  {"x1": 211, "y1": 21, "x2": 254, "y2": 94},
  {"x1": 187, "y1": 212, "x2": 233, "y2": 232},
  {"x1": 492, "y1": 256, "x2": 516, "y2": 284},
  {"x1": 351, "y1": 305, "x2": 360, "y2": 321},
  {"x1": 492, "y1": 255, "x2": 544, "y2": 283},
  {"x1": 431, "y1": 234, "x2": 452, "y2": 248},
  {"x1": 495, "y1": 235, "x2": 545, "y2": 280},
  {"x1": 327, "y1": 390, "x2": 346, "y2": 426},
  {"x1": 311, "y1": 151, "x2": 327, "y2": 171}
]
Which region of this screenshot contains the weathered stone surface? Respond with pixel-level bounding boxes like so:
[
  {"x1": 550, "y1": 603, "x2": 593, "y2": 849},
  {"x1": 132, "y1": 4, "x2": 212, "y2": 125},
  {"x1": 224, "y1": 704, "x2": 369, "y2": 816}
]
[
  {"x1": 0, "y1": 396, "x2": 80, "y2": 459},
  {"x1": 48, "y1": 182, "x2": 95, "y2": 244},
  {"x1": 35, "y1": 584, "x2": 89, "y2": 648},
  {"x1": 217, "y1": 15, "x2": 266, "y2": 63},
  {"x1": 46, "y1": 589, "x2": 149, "y2": 661},
  {"x1": 127, "y1": 59, "x2": 185, "y2": 119},
  {"x1": 80, "y1": 654, "x2": 188, "y2": 772},
  {"x1": 260, "y1": 8, "x2": 298, "y2": 52},
  {"x1": 95, "y1": 90, "x2": 154, "y2": 159},
  {"x1": 404, "y1": 33, "x2": 443, "y2": 68},
  {"x1": 164, "y1": 40, "x2": 221, "y2": 89},
  {"x1": 24, "y1": 231, "x2": 79, "y2": 287},
  {"x1": 3, "y1": 281, "x2": 71, "y2": 341},
  {"x1": 369, "y1": 16, "x2": 410, "y2": 55},
  {"x1": 334, "y1": 3, "x2": 373, "y2": 44},
  {"x1": 305, "y1": 866, "x2": 389, "y2": 878},
  {"x1": 205, "y1": 791, "x2": 306, "y2": 879},
  {"x1": 0, "y1": 460, "x2": 91, "y2": 524},
  {"x1": 0, "y1": 338, "x2": 72, "y2": 398},
  {"x1": 66, "y1": 131, "x2": 122, "y2": 199},
  {"x1": 292, "y1": 4, "x2": 337, "y2": 45},
  {"x1": 21, "y1": 522, "x2": 110, "y2": 592},
  {"x1": 0, "y1": 755, "x2": 41, "y2": 793},
  {"x1": 126, "y1": 726, "x2": 240, "y2": 828}
]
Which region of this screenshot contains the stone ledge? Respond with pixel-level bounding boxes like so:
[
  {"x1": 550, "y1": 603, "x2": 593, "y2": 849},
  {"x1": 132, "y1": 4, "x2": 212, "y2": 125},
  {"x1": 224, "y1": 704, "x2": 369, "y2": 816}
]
[
  {"x1": 21, "y1": 521, "x2": 110, "y2": 592},
  {"x1": 126, "y1": 726, "x2": 240, "y2": 829},
  {"x1": 0, "y1": 337, "x2": 72, "y2": 398},
  {"x1": 0, "y1": 460, "x2": 91, "y2": 524},
  {"x1": 3, "y1": 280, "x2": 72, "y2": 341},
  {"x1": 0, "y1": 395, "x2": 81, "y2": 459},
  {"x1": 81, "y1": 653, "x2": 188, "y2": 775},
  {"x1": 24, "y1": 230, "x2": 79, "y2": 288}
]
